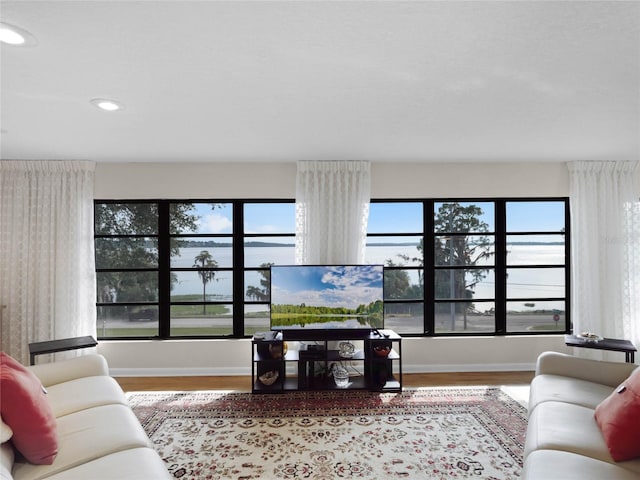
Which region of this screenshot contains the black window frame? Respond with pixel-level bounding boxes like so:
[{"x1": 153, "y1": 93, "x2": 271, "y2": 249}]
[
  {"x1": 94, "y1": 197, "x2": 570, "y2": 340},
  {"x1": 372, "y1": 197, "x2": 570, "y2": 337},
  {"x1": 241, "y1": 199, "x2": 297, "y2": 337}
]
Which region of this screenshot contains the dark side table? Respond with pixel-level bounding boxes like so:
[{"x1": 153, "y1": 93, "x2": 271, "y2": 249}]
[
  {"x1": 29, "y1": 335, "x2": 98, "y2": 365},
  {"x1": 564, "y1": 334, "x2": 636, "y2": 363}
]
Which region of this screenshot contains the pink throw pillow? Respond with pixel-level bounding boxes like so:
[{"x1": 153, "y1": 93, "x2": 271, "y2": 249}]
[
  {"x1": 0, "y1": 352, "x2": 58, "y2": 464},
  {"x1": 594, "y1": 367, "x2": 640, "y2": 462}
]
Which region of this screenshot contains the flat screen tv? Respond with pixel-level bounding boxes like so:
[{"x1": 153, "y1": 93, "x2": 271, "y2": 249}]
[{"x1": 270, "y1": 264, "x2": 384, "y2": 338}]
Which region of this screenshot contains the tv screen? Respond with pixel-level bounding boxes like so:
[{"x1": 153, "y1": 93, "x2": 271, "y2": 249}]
[{"x1": 270, "y1": 265, "x2": 384, "y2": 335}]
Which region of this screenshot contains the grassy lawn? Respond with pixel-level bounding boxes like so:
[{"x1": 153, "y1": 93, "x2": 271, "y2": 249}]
[
  {"x1": 169, "y1": 295, "x2": 228, "y2": 317},
  {"x1": 171, "y1": 304, "x2": 229, "y2": 317},
  {"x1": 99, "y1": 327, "x2": 234, "y2": 336},
  {"x1": 100, "y1": 326, "x2": 267, "y2": 336}
]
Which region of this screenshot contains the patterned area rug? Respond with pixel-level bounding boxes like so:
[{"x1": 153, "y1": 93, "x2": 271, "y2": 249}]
[{"x1": 126, "y1": 387, "x2": 527, "y2": 480}]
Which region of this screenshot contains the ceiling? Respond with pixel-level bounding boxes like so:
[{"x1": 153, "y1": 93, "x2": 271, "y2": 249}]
[{"x1": 1, "y1": 0, "x2": 639, "y2": 164}]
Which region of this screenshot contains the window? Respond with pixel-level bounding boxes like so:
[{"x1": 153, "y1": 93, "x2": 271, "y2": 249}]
[
  {"x1": 95, "y1": 197, "x2": 569, "y2": 339},
  {"x1": 433, "y1": 201, "x2": 496, "y2": 334},
  {"x1": 505, "y1": 200, "x2": 568, "y2": 333},
  {"x1": 95, "y1": 202, "x2": 160, "y2": 338},
  {"x1": 243, "y1": 202, "x2": 296, "y2": 336},
  {"x1": 169, "y1": 202, "x2": 234, "y2": 336},
  {"x1": 367, "y1": 198, "x2": 570, "y2": 336},
  {"x1": 95, "y1": 200, "x2": 294, "y2": 339},
  {"x1": 366, "y1": 202, "x2": 424, "y2": 334}
]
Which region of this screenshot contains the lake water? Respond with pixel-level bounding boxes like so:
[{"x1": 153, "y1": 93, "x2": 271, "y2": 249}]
[
  {"x1": 172, "y1": 245, "x2": 420, "y2": 269},
  {"x1": 171, "y1": 245, "x2": 421, "y2": 298},
  {"x1": 171, "y1": 244, "x2": 566, "y2": 310},
  {"x1": 272, "y1": 315, "x2": 382, "y2": 331}
]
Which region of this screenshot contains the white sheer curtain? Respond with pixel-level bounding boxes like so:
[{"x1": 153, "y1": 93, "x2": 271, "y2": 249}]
[
  {"x1": 568, "y1": 161, "x2": 640, "y2": 358},
  {"x1": 0, "y1": 161, "x2": 97, "y2": 364},
  {"x1": 295, "y1": 161, "x2": 371, "y2": 264}
]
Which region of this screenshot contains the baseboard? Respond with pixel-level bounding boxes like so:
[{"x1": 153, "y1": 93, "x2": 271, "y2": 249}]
[
  {"x1": 110, "y1": 366, "x2": 250, "y2": 377},
  {"x1": 110, "y1": 362, "x2": 535, "y2": 377},
  {"x1": 403, "y1": 362, "x2": 535, "y2": 373}
]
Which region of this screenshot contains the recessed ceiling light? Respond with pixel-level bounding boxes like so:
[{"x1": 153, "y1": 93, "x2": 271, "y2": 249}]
[
  {"x1": 0, "y1": 22, "x2": 37, "y2": 46},
  {"x1": 90, "y1": 98, "x2": 125, "y2": 111}
]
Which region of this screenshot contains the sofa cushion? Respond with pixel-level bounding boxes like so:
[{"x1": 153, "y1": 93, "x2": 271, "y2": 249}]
[
  {"x1": 0, "y1": 418, "x2": 12, "y2": 444},
  {"x1": 11, "y1": 404, "x2": 152, "y2": 480},
  {"x1": 535, "y1": 352, "x2": 638, "y2": 388},
  {"x1": 524, "y1": 400, "x2": 640, "y2": 474},
  {"x1": 0, "y1": 352, "x2": 58, "y2": 465},
  {"x1": 44, "y1": 448, "x2": 171, "y2": 480},
  {"x1": 28, "y1": 354, "x2": 108, "y2": 388},
  {"x1": 523, "y1": 450, "x2": 640, "y2": 480},
  {"x1": 595, "y1": 368, "x2": 640, "y2": 462},
  {"x1": 529, "y1": 374, "x2": 613, "y2": 413},
  {"x1": 44, "y1": 376, "x2": 128, "y2": 418},
  {"x1": 1, "y1": 442, "x2": 15, "y2": 480},
  {"x1": 525, "y1": 401, "x2": 610, "y2": 462}
]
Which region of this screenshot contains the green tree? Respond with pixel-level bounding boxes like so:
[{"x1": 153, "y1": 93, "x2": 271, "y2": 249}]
[
  {"x1": 193, "y1": 250, "x2": 218, "y2": 314},
  {"x1": 434, "y1": 203, "x2": 493, "y2": 329},
  {"x1": 245, "y1": 263, "x2": 273, "y2": 301},
  {"x1": 95, "y1": 203, "x2": 199, "y2": 310},
  {"x1": 383, "y1": 202, "x2": 493, "y2": 330},
  {"x1": 383, "y1": 259, "x2": 410, "y2": 299},
  {"x1": 95, "y1": 202, "x2": 213, "y2": 320},
  {"x1": 246, "y1": 285, "x2": 262, "y2": 301},
  {"x1": 397, "y1": 238, "x2": 424, "y2": 294}
]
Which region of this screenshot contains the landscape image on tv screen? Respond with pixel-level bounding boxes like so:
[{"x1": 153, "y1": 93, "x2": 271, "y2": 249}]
[{"x1": 270, "y1": 265, "x2": 384, "y2": 331}]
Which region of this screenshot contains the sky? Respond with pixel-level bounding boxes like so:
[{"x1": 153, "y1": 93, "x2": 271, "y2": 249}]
[
  {"x1": 270, "y1": 265, "x2": 384, "y2": 309},
  {"x1": 185, "y1": 201, "x2": 566, "y2": 237}
]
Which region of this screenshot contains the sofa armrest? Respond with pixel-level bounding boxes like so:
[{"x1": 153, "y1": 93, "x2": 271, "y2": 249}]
[
  {"x1": 535, "y1": 351, "x2": 637, "y2": 388},
  {"x1": 28, "y1": 354, "x2": 109, "y2": 387}
]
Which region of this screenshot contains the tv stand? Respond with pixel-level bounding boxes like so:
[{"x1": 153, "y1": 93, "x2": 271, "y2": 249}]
[{"x1": 251, "y1": 330, "x2": 402, "y2": 394}]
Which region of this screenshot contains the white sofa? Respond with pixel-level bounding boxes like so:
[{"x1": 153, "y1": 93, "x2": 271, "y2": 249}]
[
  {"x1": 1, "y1": 354, "x2": 170, "y2": 480},
  {"x1": 523, "y1": 351, "x2": 640, "y2": 479}
]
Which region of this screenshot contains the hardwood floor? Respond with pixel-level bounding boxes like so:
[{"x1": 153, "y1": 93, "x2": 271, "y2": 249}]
[{"x1": 115, "y1": 371, "x2": 534, "y2": 392}]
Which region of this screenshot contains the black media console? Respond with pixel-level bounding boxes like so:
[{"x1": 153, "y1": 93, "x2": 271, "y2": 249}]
[{"x1": 251, "y1": 329, "x2": 402, "y2": 394}]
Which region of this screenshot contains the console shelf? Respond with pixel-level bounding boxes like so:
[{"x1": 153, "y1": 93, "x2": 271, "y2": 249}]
[{"x1": 251, "y1": 330, "x2": 402, "y2": 394}]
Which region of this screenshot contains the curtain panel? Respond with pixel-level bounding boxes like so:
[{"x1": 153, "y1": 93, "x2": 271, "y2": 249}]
[
  {"x1": 295, "y1": 160, "x2": 371, "y2": 265},
  {"x1": 0, "y1": 160, "x2": 97, "y2": 363},
  {"x1": 568, "y1": 161, "x2": 640, "y2": 358}
]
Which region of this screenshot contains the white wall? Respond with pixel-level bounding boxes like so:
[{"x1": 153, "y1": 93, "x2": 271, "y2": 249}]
[
  {"x1": 95, "y1": 161, "x2": 575, "y2": 376},
  {"x1": 95, "y1": 160, "x2": 571, "y2": 199}
]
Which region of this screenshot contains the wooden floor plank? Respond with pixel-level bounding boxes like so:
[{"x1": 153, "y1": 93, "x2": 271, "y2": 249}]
[{"x1": 115, "y1": 371, "x2": 534, "y2": 392}]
